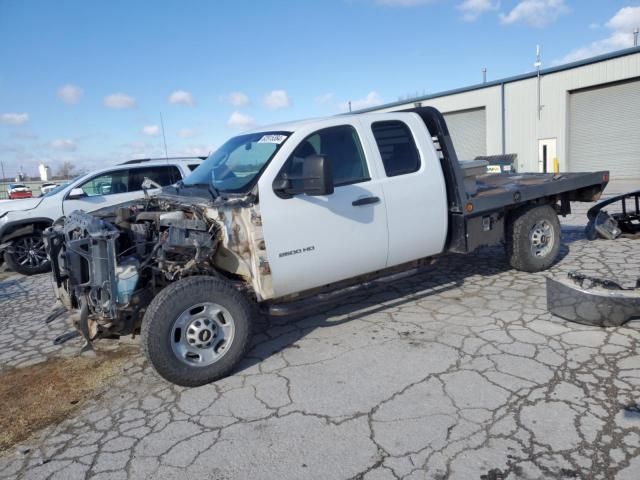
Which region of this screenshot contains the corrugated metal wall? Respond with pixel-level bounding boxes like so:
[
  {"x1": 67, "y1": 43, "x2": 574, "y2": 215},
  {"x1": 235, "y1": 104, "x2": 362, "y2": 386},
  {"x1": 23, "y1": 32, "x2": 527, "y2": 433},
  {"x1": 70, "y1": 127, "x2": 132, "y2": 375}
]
[
  {"x1": 374, "y1": 50, "x2": 640, "y2": 177},
  {"x1": 568, "y1": 79, "x2": 640, "y2": 177}
]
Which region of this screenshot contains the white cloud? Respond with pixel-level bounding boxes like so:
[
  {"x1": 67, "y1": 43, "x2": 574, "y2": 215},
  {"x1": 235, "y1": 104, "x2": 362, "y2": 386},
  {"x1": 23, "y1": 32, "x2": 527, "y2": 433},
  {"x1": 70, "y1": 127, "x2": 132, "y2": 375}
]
[
  {"x1": 263, "y1": 90, "x2": 291, "y2": 109},
  {"x1": 49, "y1": 139, "x2": 77, "y2": 152},
  {"x1": 227, "y1": 111, "x2": 256, "y2": 129},
  {"x1": 457, "y1": 0, "x2": 499, "y2": 21},
  {"x1": 1, "y1": 112, "x2": 29, "y2": 125},
  {"x1": 338, "y1": 91, "x2": 383, "y2": 112},
  {"x1": 315, "y1": 93, "x2": 334, "y2": 103},
  {"x1": 57, "y1": 84, "x2": 83, "y2": 104},
  {"x1": 374, "y1": 0, "x2": 436, "y2": 6},
  {"x1": 499, "y1": 0, "x2": 568, "y2": 28},
  {"x1": 607, "y1": 5, "x2": 640, "y2": 31},
  {"x1": 177, "y1": 128, "x2": 198, "y2": 138},
  {"x1": 142, "y1": 125, "x2": 160, "y2": 136},
  {"x1": 589, "y1": 22, "x2": 600, "y2": 29},
  {"x1": 104, "y1": 93, "x2": 136, "y2": 109},
  {"x1": 556, "y1": 6, "x2": 640, "y2": 63},
  {"x1": 168, "y1": 90, "x2": 195, "y2": 106},
  {"x1": 224, "y1": 91, "x2": 250, "y2": 107}
]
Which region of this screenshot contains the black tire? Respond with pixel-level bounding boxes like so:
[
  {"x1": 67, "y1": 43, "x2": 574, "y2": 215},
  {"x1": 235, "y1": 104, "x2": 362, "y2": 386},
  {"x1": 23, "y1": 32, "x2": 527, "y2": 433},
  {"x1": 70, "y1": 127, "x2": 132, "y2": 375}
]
[
  {"x1": 3, "y1": 231, "x2": 51, "y2": 275},
  {"x1": 141, "y1": 276, "x2": 253, "y2": 387},
  {"x1": 506, "y1": 204, "x2": 561, "y2": 273}
]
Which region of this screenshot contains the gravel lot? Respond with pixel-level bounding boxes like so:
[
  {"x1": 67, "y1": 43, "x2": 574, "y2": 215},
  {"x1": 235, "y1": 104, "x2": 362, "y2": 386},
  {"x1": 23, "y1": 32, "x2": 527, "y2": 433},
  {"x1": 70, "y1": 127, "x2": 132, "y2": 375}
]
[{"x1": 0, "y1": 190, "x2": 639, "y2": 480}]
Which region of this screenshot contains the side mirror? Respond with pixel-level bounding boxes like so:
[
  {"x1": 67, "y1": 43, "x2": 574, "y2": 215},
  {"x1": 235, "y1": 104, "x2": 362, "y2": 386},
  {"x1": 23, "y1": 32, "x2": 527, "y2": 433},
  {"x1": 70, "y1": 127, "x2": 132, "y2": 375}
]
[
  {"x1": 274, "y1": 154, "x2": 334, "y2": 197},
  {"x1": 67, "y1": 187, "x2": 86, "y2": 200}
]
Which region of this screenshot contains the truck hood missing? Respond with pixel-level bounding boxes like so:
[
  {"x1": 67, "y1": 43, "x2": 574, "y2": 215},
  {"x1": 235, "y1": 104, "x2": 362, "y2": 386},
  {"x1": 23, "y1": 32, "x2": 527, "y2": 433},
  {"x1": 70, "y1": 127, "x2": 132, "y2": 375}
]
[{"x1": 45, "y1": 192, "x2": 272, "y2": 343}]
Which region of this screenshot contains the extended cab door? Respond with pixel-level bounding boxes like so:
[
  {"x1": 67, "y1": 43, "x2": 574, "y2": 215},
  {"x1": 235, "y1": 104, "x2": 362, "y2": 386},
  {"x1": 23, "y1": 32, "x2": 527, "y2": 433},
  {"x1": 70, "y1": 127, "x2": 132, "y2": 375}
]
[
  {"x1": 62, "y1": 165, "x2": 181, "y2": 215},
  {"x1": 360, "y1": 113, "x2": 448, "y2": 266},
  {"x1": 259, "y1": 121, "x2": 389, "y2": 298}
]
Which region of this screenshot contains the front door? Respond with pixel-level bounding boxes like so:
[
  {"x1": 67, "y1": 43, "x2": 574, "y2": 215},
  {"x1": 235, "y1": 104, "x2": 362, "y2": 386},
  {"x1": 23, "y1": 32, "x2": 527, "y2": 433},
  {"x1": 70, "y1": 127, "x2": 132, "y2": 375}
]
[
  {"x1": 538, "y1": 138, "x2": 557, "y2": 173},
  {"x1": 259, "y1": 123, "x2": 389, "y2": 298}
]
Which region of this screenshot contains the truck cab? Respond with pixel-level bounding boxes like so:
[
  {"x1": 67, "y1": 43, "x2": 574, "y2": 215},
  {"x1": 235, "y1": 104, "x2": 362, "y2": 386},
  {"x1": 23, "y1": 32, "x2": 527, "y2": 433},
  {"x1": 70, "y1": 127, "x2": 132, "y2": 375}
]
[{"x1": 254, "y1": 112, "x2": 449, "y2": 297}]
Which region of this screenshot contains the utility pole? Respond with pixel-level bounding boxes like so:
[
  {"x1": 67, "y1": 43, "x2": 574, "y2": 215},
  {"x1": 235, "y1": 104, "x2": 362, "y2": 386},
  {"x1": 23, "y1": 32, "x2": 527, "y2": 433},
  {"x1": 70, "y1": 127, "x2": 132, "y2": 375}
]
[
  {"x1": 160, "y1": 112, "x2": 169, "y2": 161},
  {"x1": 534, "y1": 45, "x2": 542, "y2": 120},
  {"x1": 634, "y1": 28, "x2": 639, "y2": 47},
  {"x1": 348, "y1": 101, "x2": 352, "y2": 113},
  {"x1": 482, "y1": 67, "x2": 487, "y2": 84}
]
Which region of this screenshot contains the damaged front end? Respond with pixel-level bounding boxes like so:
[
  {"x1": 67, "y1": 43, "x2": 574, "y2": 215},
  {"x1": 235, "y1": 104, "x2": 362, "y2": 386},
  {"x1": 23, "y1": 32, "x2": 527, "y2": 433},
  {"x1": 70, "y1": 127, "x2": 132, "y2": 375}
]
[
  {"x1": 546, "y1": 272, "x2": 640, "y2": 327},
  {"x1": 43, "y1": 194, "x2": 269, "y2": 347}
]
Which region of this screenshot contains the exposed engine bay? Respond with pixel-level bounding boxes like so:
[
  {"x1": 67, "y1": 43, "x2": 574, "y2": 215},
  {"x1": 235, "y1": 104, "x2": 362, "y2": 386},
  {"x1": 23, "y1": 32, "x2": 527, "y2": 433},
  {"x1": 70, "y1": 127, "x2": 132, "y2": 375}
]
[{"x1": 44, "y1": 194, "x2": 271, "y2": 345}]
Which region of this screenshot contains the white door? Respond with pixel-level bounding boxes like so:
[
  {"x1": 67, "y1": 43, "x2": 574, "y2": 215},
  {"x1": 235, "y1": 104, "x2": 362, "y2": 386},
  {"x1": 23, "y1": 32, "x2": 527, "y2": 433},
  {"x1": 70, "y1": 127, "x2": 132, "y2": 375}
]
[
  {"x1": 360, "y1": 114, "x2": 449, "y2": 266},
  {"x1": 259, "y1": 124, "x2": 389, "y2": 298},
  {"x1": 538, "y1": 138, "x2": 557, "y2": 173}
]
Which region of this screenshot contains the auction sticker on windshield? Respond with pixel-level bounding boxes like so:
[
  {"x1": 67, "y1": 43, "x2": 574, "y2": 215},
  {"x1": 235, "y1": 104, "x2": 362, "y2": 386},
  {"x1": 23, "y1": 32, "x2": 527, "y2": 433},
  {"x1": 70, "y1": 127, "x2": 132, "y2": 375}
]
[{"x1": 258, "y1": 134, "x2": 288, "y2": 144}]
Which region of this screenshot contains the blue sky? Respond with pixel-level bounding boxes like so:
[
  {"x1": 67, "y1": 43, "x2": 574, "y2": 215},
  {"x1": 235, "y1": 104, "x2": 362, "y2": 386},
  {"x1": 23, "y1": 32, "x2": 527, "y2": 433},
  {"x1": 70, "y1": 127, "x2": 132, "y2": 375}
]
[{"x1": 1, "y1": 0, "x2": 639, "y2": 178}]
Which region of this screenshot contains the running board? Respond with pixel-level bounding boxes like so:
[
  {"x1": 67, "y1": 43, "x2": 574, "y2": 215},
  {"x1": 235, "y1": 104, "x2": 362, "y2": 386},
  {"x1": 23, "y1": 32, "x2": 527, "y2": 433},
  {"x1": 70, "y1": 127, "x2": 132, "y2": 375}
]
[{"x1": 261, "y1": 265, "x2": 433, "y2": 317}]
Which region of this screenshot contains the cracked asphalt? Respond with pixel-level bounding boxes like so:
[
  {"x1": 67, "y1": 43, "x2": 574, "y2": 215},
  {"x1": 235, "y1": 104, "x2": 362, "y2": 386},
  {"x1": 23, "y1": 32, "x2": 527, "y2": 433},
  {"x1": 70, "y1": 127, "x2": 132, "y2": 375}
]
[{"x1": 1, "y1": 193, "x2": 639, "y2": 479}]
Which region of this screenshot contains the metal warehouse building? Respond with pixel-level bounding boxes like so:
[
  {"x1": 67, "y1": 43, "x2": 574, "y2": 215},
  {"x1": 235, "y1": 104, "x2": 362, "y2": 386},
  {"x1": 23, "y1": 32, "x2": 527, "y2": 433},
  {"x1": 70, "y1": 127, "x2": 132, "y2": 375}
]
[{"x1": 366, "y1": 46, "x2": 640, "y2": 179}]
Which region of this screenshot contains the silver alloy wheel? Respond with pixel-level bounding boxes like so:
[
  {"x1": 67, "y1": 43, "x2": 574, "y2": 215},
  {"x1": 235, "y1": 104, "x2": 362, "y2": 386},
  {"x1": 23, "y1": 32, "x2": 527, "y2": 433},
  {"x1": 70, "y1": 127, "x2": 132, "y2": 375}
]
[
  {"x1": 171, "y1": 302, "x2": 235, "y2": 367},
  {"x1": 13, "y1": 235, "x2": 48, "y2": 268},
  {"x1": 529, "y1": 219, "x2": 555, "y2": 258}
]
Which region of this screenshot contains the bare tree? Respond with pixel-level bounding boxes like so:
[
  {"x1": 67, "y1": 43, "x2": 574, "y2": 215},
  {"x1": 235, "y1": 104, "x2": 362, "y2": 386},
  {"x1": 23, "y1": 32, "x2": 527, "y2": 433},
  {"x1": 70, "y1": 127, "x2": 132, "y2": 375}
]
[{"x1": 57, "y1": 161, "x2": 76, "y2": 179}]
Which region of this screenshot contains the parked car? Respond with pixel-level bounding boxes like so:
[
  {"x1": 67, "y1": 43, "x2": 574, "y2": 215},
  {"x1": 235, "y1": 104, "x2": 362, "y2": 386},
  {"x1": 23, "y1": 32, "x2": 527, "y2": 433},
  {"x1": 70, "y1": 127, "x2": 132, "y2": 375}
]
[
  {"x1": 40, "y1": 182, "x2": 59, "y2": 195},
  {"x1": 45, "y1": 107, "x2": 608, "y2": 386},
  {"x1": 7, "y1": 183, "x2": 33, "y2": 199},
  {"x1": 0, "y1": 157, "x2": 204, "y2": 275}
]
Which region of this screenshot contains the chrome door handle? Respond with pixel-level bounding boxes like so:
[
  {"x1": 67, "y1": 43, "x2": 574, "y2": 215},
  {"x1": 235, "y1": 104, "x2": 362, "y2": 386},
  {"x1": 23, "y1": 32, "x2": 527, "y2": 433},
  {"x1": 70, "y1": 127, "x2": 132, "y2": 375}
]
[{"x1": 352, "y1": 196, "x2": 380, "y2": 206}]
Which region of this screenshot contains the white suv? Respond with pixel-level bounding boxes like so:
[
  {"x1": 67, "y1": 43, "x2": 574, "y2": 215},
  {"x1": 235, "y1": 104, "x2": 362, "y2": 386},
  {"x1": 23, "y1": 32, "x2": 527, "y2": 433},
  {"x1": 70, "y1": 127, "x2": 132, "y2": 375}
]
[{"x1": 0, "y1": 157, "x2": 203, "y2": 275}]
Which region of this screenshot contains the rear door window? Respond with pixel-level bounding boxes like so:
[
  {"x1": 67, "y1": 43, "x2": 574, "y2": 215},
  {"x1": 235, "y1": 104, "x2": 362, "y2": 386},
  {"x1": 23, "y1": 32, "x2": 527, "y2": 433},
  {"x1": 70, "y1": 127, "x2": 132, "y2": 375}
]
[{"x1": 371, "y1": 121, "x2": 421, "y2": 177}]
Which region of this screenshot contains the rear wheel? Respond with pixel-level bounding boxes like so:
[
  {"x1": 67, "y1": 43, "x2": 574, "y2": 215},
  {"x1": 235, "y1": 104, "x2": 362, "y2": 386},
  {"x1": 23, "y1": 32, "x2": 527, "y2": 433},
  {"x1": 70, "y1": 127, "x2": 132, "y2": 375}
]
[
  {"x1": 4, "y1": 231, "x2": 51, "y2": 275},
  {"x1": 506, "y1": 204, "x2": 561, "y2": 272},
  {"x1": 141, "y1": 276, "x2": 253, "y2": 387}
]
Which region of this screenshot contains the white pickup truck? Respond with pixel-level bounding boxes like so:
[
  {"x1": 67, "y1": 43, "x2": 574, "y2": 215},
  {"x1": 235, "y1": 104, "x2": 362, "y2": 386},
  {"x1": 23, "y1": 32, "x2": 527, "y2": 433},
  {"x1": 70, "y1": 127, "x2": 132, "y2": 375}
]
[{"x1": 45, "y1": 107, "x2": 608, "y2": 386}]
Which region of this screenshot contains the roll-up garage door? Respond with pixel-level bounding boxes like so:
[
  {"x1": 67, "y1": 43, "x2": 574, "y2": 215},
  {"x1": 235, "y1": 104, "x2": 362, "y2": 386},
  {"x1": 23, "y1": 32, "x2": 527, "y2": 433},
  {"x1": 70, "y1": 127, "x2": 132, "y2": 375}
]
[
  {"x1": 443, "y1": 107, "x2": 486, "y2": 161},
  {"x1": 568, "y1": 78, "x2": 640, "y2": 178}
]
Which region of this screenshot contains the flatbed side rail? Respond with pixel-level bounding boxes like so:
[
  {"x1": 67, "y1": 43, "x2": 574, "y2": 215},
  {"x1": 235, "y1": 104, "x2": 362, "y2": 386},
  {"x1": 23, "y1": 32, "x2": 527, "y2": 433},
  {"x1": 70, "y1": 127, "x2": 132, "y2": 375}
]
[{"x1": 470, "y1": 172, "x2": 609, "y2": 215}]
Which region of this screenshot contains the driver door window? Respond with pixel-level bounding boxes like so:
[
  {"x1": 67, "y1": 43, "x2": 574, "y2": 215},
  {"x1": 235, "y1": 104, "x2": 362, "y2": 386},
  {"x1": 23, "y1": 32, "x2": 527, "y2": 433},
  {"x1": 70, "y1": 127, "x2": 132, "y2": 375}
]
[{"x1": 281, "y1": 125, "x2": 370, "y2": 188}]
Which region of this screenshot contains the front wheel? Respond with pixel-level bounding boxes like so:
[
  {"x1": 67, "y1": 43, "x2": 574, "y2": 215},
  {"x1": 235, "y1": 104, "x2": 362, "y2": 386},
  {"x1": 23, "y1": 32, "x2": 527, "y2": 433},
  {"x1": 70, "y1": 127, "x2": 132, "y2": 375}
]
[
  {"x1": 4, "y1": 231, "x2": 51, "y2": 275},
  {"x1": 141, "y1": 276, "x2": 253, "y2": 387},
  {"x1": 506, "y1": 204, "x2": 561, "y2": 273}
]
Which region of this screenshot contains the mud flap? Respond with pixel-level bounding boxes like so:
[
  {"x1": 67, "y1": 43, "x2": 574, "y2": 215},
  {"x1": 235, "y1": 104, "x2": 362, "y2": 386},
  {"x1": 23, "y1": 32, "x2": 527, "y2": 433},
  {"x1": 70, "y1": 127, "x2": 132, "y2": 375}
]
[{"x1": 546, "y1": 273, "x2": 640, "y2": 326}]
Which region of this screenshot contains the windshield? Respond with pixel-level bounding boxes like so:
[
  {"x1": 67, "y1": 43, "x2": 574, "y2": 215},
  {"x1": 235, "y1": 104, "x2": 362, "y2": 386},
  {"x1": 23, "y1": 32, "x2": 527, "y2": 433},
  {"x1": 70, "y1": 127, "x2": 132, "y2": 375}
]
[{"x1": 183, "y1": 131, "x2": 290, "y2": 193}]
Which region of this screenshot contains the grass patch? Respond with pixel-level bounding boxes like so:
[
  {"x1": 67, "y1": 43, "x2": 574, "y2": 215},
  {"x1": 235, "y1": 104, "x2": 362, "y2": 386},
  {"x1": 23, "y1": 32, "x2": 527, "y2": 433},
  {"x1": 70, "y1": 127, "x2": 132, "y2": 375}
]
[{"x1": 0, "y1": 349, "x2": 134, "y2": 451}]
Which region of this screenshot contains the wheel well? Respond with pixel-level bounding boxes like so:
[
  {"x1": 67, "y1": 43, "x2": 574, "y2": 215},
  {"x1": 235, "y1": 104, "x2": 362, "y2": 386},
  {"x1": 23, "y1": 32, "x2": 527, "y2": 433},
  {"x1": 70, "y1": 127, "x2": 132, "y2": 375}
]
[
  {"x1": 1, "y1": 220, "x2": 53, "y2": 243},
  {"x1": 505, "y1": 198, "x2": 559, "y2": 225}
]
